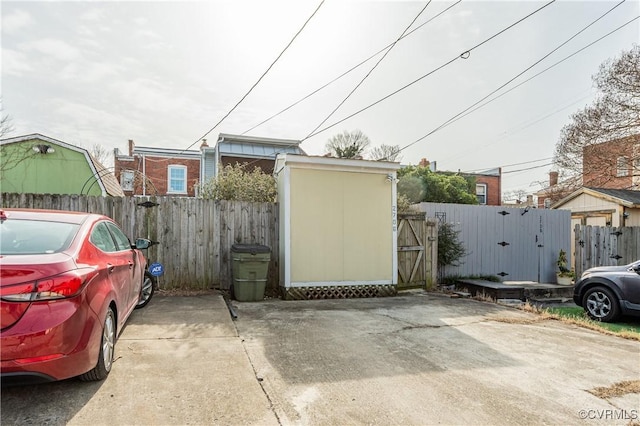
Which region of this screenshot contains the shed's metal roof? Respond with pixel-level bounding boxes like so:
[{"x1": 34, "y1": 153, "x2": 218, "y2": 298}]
[
  {"x1": 218, "y1": 141, "x2": 303, "y2": 159},
  {"x1": 215, "y1": 133, "x2": 305, "y2": 159}
]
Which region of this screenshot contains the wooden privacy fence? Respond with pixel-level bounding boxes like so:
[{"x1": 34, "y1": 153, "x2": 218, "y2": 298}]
[
  {"x1": 397, "y1": 213, "x2": 437, "y2": 289},
  {"x1": 574, "y1": 225, "x2": 640, "y2": 277},
  {"x1": 0, "y1": 193, "x2": 279, "y2": 291}
]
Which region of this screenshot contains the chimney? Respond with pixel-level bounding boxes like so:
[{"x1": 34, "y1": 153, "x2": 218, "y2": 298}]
[
  {"x1": 549, "y1": 171, "x2": 558, "y2": 187},
  {"x1": 128, "y1": 139, "x2": 135, "y2": 156},
  {"x1": 200, "y1": 139, "x2": 209, "y2": 151},
  {"x1": 526, "y1": 194, "x2": 533, "y2": 206}
]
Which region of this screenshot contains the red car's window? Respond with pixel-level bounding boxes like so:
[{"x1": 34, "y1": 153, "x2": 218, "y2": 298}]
[
  {"x1": 90, "y1": 222, "x2": 118, "y2": 253},
  {"x1": 0, "y1": 220, "x2": 79, "y2": 255},
  {"x1": 105, "y1": 222, "x2": 132, "y2": 251}
]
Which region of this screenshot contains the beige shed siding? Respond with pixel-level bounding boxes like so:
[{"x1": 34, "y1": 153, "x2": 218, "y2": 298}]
[
  {"x1": 626, "y1": 210, "x2": 640, "y2": 226},
  {"x1": 561, "y1": 193, "x2": 620, "y2": 212},
  {"x1": 289, "y1": 168, "x2": 393, "y2": 283},
  {"x1": 277, "y1": 161, "x2": 288, "y2": 286},
  {"x1": 560, "y1": 193, "x2": 625, "y2": 226}
]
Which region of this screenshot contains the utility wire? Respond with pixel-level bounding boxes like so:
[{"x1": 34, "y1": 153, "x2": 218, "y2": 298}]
[
  {"x1": 231, "y1": 1, "x2": 634, "y2": 174},
  {"x1": 303, "y1": 0, "x2": 557, "y2": 141},
  {"x1": 225, "y1": 0, "x2": 556, "y2": 172},
  {"x1": 462, "y1": 157, "x2": 554, "y2": 174},
  {"x1": 441, "y1": 90, "x2": 593, "y2": 165},
  {"x1": 420, "y1": 4, "x2": 637, "y2": 139},
  {"x1": 394, "y1": 0, "x2": 626, "y2": 157},
  {"x1": 304, "y1": 1, "x2": 432, "y2": 138},
  {"x1": 241, "y1": 0, "x2": 462, "y2": 135},
  {"x1": 502, "y1": 162, "x2": 555, "y2": 174},
  {"x1": 409, "y1": 10, "x2": 639, "y2": 165},
  {"x1": 182, "y1": 0, "x2": 325, "y2": 152}
]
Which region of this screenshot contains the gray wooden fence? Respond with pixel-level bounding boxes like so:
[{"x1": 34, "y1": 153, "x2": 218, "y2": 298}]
[
  {"x1": 417, "y1": 202, "x2": 571, "y2": 283},
  {"x1": 0, "y1": 193, "x2": 279, "y2": 291},
  {"x1": 574, "y1": 225, "x2": 640, "y2": 277}
]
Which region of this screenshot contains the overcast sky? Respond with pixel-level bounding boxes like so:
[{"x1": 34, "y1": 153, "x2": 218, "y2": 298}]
[{"x1": 2, "y1": 0, "x2": 638, "y2": 200}]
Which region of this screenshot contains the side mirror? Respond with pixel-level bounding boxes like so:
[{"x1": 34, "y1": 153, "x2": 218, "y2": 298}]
[{"x1": 133, "y1": 238, "x2": 152, "y2": 249}]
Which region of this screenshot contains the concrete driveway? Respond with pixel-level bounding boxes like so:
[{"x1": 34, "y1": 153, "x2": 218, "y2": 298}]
[
  {"x1": 1, "y1": 294, "x2": 277, "y2": 425},
  {"x1": 2, "y1": 291, "x2": 639, "y2": 425}
]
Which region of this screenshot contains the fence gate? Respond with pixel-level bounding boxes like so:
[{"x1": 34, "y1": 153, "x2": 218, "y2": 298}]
[
  {"x1": 397, "y1": 213, "x2": 437, "y2": 289},
  {"x1": 574, "y1": 225, "x2": 640, "y2": 277}
]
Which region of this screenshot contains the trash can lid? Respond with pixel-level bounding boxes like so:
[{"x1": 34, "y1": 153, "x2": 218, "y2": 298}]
[{"x1": 231, "y1": 244, "x2": 270, "y2": 254}]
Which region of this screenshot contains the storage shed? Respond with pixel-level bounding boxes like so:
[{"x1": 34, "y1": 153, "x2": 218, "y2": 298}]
[{"x1": 275, "y1": 154, "x2": 401, "y2": 300}]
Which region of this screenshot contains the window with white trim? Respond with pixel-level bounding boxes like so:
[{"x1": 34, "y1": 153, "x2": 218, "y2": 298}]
[
  {"x1": 476, "y1": 183, "x2": 487, "y2": 205},
  {"x1": 617, "y1": 156, "x2": 629, "y2": 177},
  {"x1": 168, "y1": 165, "x2": 187, "y2": 194}
]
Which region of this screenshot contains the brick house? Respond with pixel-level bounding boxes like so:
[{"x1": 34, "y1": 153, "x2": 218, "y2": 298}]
[
  {"x1": 417, "y1": 159, "x2": 502, "y2": 206},
  {"x1": 113, "y1": 134, "x2": 306, "y2": 197},
  {"x1": 535, "y1": 171, "x2": 577, "y2": 209},
  {"x1": 536, "y1": 134, "x2": 640, "y2": 208},
  {"x1": 467, "y1": 168, "x2": 502, "y2": 206},
  {"x1": 113, "y1": 140, "x2": 202, "y2": 196},
  {"x1": 582, "y1": 134, "x2": 640, "y2": 190}
]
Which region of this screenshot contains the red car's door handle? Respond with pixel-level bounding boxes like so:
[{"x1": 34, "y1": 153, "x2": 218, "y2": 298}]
[
  {"x1": 128, "y1": 261, "x2": 134, "y2": 269},
  {"x1": 107, "y1": 263, "x2": 115, "y2": 273}
]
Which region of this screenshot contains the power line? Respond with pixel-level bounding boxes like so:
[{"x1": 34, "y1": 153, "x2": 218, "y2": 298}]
[
  {"x1": 304, "y1": 1, "x2": 432, "y2": 139},
  {"x1": 461, "y1": 157, "x2": 554, "y2": 174},
  {"x1": 182, "y1": 0, "x2": 325, "y2": 152},
  {"x1": 223, "y1": 2, "x2": 637, "y2": 175},
  {"x1": 303, "y1": 0, "x2": 557, "y2": 141},
  {"x1": 424, "y1": 8, "x2": 639, "y2": 138},
  {"x1": 394, "y1": 0, "x2": 627, "y2": 157},
  {"x1": 502, "y1": 162, "x2": 555, "y2": 174},
  {"x1": 440, "y1": 89, "x2": 593, "y2": 165},
  {"x1": 240, "y1": 0, "x2": 462, "y2": 135},
  {"x1": 219, "y1": 1, "x2": 557, "y2": 173}
]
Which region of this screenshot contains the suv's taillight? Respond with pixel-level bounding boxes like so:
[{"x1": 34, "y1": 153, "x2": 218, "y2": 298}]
[{"x1": 0, "y1": 268, "x2": 98, "y2": 302}]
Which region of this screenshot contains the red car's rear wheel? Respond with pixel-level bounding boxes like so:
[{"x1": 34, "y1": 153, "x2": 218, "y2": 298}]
[{"x1": 79, "y1": 307, "x2": 115, "y2": 381}]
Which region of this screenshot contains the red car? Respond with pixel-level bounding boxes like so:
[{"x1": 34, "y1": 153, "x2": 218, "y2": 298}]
[{"x1": 0, "y1": 209, "x2": 152, "y2": 384}]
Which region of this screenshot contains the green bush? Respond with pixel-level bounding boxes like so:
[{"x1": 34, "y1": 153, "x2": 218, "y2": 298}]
[
  {"x1": 438, "y1": 222, "x2": 467, "y2": 269},
  {"x1": 199, "y1": 163, "x2": 276, "y2": 202}
]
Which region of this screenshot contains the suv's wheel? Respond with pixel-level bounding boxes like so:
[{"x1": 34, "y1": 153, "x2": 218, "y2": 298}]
[
  {"x1": 583, "y1": 286, "x2": 620, "y2": 322},
  {"x1": 80, "y1": 307, "x2": 115, "y2": 381}
]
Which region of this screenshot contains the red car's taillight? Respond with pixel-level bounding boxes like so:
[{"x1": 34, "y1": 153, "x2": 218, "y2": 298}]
[{"x1": 0, "y1": 268, "x2": 98, "y2": 302}]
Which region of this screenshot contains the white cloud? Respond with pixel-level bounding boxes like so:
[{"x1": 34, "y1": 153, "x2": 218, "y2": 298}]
[
  {"x1": 111, "y1": 78, "x2": 176, "y2": 113},
  {"x1": 1, "y1": 49, "x2": 34, "y2": 76},
  {"x1": 133, "y1": 17, "x2": 148, "y2": 26},
  {"x1": 80, "y1": 8, "x2": 105, "y2": 22},
  {"x1": 20, "y1": 38, "x2": 81, "y2": 62},
  {"x1": 59, "y1": 61, "x2": 123, "y2": 83},
  {"x1": 135, "y1": 28, "x2": 162, "y2": 41},
  {"x1": 2, "y1": 9, "x2": 33, "y2": 34}
]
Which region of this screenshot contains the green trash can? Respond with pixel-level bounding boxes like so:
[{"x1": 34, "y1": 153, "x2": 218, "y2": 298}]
[{"x1": 231, "y1": 244, "x2": 271, "y2": 302}]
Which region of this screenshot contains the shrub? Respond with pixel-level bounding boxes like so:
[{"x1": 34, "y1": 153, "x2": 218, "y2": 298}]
[
  {"x1": 438, "y1": 222, "x2": 467, "y2": 269},
  {"x1": 199, "y1": 163, "x2": 276, "y2": 202}
]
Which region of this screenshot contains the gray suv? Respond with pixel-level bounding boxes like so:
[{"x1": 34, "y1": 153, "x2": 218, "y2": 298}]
[{"x1": 573, "y1": 260, "x2": 640, "y2": 322}]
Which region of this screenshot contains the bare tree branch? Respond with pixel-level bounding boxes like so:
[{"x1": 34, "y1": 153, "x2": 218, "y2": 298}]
[
  {"x1": 369, "y1": 144, "x2": 402, "y2": 162},
  {"x1": 325, "y1": 130, "x2": 371, "y2": 158},
  {"x1": 555, "y1": 45, "x2": 640, "y2": 182}
]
